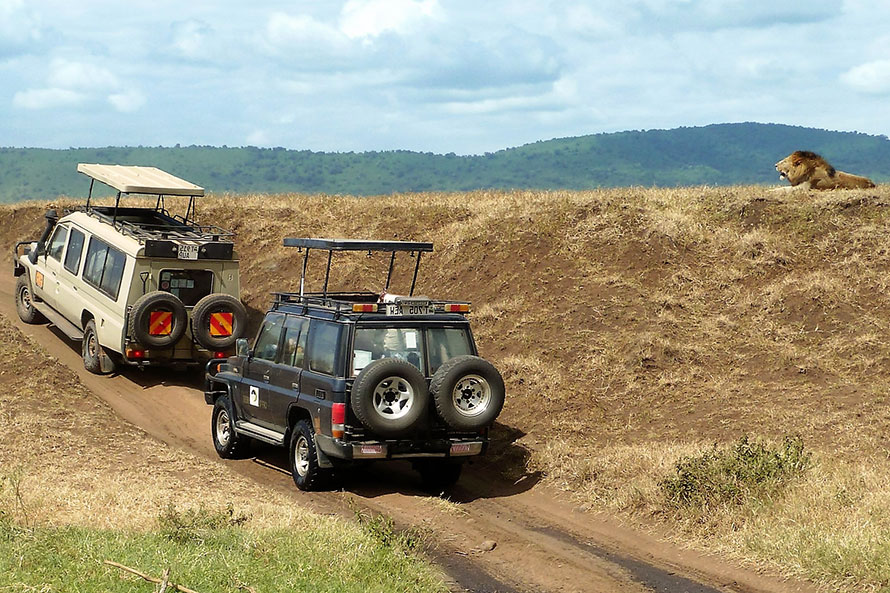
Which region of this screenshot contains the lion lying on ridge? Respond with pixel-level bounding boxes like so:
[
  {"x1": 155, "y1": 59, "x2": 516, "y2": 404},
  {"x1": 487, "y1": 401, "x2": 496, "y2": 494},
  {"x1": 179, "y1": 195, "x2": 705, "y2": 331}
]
[{"x1": 774, "y1": 150, "x2": 875, "y2": 190}]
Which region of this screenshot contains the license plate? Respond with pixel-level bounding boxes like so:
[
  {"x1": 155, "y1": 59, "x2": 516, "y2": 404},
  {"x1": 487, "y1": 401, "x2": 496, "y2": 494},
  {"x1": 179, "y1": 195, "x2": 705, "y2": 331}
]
[
  {"x1": 177, "y1": 244, "x2": 199, "y2": 260},
  {"x1": 386, "y1": 301, "x2": 434, "y2": 316}
]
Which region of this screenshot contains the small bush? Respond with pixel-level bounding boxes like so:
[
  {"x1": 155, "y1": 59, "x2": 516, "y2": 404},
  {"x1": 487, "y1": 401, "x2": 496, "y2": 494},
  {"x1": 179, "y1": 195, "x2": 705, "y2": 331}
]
[
  {"x1": 157, "y1": 503, "x2": 249, "y2": 544},
  {"x1": 660, "y1": 435, "x2": 810, "y2": 510},
  {"x1": 354, "y1": 509, "x2": 423, "y2": 555}
]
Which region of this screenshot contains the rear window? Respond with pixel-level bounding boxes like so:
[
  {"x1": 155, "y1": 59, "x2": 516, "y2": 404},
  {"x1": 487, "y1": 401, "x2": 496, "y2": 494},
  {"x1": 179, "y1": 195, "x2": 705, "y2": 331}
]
[
  {"x1": 351, "y1": 326, "x2": 473, "y2": 376},
  {"x1": 159, "y1": 269, "x2": 214, "y2": 306}
]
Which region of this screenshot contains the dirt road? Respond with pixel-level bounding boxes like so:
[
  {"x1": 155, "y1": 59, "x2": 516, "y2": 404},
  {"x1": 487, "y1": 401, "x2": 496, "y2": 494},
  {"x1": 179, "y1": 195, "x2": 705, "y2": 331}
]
[{"x1": 0, "y1": 274, "x2": 818, "y2": 593}]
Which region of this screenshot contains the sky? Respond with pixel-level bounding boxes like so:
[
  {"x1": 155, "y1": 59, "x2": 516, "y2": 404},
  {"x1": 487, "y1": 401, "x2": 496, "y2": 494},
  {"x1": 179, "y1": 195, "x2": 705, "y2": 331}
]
[{"x1": 2, "y1": 0, "x2": 889, "y2": 155}]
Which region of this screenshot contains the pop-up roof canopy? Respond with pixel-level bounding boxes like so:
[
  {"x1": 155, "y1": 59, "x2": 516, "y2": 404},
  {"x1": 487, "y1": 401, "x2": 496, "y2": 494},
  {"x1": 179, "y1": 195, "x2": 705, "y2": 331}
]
[{"x1": 77, "y1": 163, "x2": 204, "y2": 196}]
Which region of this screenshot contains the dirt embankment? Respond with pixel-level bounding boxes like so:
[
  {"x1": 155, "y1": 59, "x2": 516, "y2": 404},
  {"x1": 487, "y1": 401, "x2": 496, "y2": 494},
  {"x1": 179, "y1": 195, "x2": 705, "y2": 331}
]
[{"x1": 3, "y1": 185, "x2": 890, "y2": 591}]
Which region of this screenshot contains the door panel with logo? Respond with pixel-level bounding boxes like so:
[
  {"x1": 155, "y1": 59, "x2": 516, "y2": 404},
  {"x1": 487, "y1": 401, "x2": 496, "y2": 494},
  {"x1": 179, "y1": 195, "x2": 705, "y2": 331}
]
[{"x1": 240, "y1": 313, "x2": 284, "y2": 429}]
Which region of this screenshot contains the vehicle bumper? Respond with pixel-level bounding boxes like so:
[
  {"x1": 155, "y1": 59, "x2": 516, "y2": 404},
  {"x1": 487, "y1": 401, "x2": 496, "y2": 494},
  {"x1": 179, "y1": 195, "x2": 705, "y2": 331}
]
[{"x1": 315, "y1": 434, "x2": 487, "y2": 461}]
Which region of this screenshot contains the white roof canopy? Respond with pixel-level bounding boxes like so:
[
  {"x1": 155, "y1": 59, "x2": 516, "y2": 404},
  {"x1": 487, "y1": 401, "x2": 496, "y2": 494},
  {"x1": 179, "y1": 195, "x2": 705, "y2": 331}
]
[{"x1": 77, "y1": 163, "x2": 204, "y2": 196}]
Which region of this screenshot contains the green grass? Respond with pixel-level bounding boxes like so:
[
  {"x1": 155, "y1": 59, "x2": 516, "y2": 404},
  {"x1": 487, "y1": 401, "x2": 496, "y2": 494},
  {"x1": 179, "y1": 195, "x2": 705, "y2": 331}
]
[{"x1": 0, "y1": 504, "x2": 446, "y2": 593}]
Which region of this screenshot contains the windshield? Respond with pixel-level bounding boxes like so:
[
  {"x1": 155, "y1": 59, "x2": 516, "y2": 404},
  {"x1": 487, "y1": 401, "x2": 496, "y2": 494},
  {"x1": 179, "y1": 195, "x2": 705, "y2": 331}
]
[{"x1": 352, "y1": 326, "x2": 473, "y2": 376}]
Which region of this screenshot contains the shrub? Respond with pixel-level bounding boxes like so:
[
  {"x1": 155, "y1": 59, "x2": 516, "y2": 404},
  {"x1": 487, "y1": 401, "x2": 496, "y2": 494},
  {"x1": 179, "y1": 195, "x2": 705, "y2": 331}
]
[
  {"x1": 157, "y1": 503, "x2": 249, "y2": 544},
  {"x1": 660, "y1": 435, "x2": 810, "y2": 510}
]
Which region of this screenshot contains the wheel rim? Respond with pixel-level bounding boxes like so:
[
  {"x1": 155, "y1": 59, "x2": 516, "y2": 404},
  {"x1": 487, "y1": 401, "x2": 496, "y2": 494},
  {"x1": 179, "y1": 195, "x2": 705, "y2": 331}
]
[
  {"x1": 19, "y1": 286, "x2": 32, "y2": 311},
  {"x1": 294, "y1": 434, "x2": 310, "y2": 477},
  {"x1": 452, "y1": 374, "x2": 491, "y2": 417},
  {"x1": 215, "y1": 409, "x2": 231, "y2": 447},
  {"x1": 84, "y1": 329, "x2": 98, "y2": 360},
  {"x1": 372, "y1": 376, "x2": 415, "y2": 419}
]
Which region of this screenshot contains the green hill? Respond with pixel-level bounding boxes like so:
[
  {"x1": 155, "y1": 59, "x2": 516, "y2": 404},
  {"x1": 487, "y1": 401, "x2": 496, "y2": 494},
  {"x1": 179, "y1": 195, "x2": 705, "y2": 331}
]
[{"x1": 1, "y1": 122, "x2": 888, "y2": 202}]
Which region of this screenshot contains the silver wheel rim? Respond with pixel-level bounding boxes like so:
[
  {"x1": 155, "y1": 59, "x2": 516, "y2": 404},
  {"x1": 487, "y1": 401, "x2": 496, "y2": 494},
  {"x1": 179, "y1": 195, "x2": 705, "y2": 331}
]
[
  {"x1": 294, "y1": 434, "x2": 310, "y2": 477},
  {"x1": 216, "y1": 409, "x2": 231, "y2": 447},
  {"x1": 452, "y1": 374, "x2": 491, "y2": 417},
  {"x1": 20, "y1": 286, "x2": 32, "y2": 311},
  {"x1": 372, "y1": 376, "x2": 415, "y2": 420}
]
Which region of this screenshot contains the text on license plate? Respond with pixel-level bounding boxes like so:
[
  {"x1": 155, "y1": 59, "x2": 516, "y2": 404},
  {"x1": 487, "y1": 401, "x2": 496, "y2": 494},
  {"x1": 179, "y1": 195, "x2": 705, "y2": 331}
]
[
  {"x1": 177, "y1": 244, "x2": 199, "y2": 260},
  {"x1": 386, "y1": 302, "x2": 434, "y2": 315}
]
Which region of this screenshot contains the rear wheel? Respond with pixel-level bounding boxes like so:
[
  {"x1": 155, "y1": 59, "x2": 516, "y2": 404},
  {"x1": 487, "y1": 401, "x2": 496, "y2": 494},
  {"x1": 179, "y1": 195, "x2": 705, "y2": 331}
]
[
  {"x1": 82, "y1": 319, "x2": 116, "y2": 374},
  {"x1": 290, "y1": 419, "x2": 329, "y2": 491},
  {"x1": 15, "y1": 276, "x2": 45, "y2": 324}
]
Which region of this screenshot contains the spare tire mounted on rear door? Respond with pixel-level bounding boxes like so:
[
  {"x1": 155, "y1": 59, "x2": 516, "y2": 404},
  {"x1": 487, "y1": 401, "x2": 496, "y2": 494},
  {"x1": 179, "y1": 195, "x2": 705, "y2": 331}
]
[
  {"x1": 129, "y1": 290, "x2": 188, "y2": 348},
  {"x1": 351, "y1": 358, "x2": 429, "y2": 438},
  {"x1": 430, "y1": 355, "x2": 505, "y2": 431},
  {"x1": 191, "y1": 293, "x2": 248, "y2": 350}
]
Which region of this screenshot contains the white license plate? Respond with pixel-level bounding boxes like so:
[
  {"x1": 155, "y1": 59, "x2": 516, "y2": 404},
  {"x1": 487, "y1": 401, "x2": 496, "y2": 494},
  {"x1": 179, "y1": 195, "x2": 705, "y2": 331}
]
[
  {"x1": 177, "y1": 244, "x2": 199, "y2": 260},
  {"x1": 386, "y1": 302, "x2": 434, "y2": 316}
]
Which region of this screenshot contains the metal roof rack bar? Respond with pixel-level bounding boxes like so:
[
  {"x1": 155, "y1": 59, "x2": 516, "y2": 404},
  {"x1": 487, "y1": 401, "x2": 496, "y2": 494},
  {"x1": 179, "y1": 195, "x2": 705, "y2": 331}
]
[{"x1": 283, "y1": 238, "x2": 433, "y2": 252}]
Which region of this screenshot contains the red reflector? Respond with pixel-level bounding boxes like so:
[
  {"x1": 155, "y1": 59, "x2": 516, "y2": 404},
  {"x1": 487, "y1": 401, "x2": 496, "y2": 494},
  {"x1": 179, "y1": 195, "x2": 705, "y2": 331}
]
[
  {"x1": 332, "y1": 403, "x2": 346, "y2": 425},
  {"x1": 149, "y1": 311, "x2": 173, "y2": 335},
  {"x1": 209, "y1": 312, "x2": 233, "y2": 336},
  {"x1": 214, "y1": 351, "x2": 227, "y2": 359},
  {"x1": 127, "y1": 348, "x2": 146, "y2": 360}
]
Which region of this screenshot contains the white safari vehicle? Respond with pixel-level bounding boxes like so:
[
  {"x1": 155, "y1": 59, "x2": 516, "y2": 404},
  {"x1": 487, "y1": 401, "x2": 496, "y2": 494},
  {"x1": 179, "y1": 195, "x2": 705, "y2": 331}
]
[{"x1": 13, "y1": 164, "x2": 247, "y2": 374}]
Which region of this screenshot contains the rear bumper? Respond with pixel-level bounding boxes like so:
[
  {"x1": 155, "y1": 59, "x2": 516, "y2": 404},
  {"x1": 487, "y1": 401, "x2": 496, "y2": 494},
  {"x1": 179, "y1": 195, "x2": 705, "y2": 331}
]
[{"x1": 316, "y1": 433, "x2": 487, "y2": 461}]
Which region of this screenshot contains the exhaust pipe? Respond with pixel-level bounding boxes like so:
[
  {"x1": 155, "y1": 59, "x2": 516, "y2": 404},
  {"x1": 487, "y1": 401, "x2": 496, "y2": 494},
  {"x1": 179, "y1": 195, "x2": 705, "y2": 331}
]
[{"x1": 29, "y1": 209, "x2": 59, "y2": 264}]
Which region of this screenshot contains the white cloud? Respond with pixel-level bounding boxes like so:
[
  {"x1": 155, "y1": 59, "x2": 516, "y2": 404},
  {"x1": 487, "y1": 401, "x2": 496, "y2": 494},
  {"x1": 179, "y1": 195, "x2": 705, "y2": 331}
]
[
  {"x1": 246, "y1": 129, "x2": 270, "y2": 146},
  {"x1": 339, "y1": 0, "x2": 441, "y2": 39},
  {"x1": 48, "y1": 58, "x2": 119, "y2": 91},
  {"x1": 841, "y1": 60, "x2": 890, "y2": 95},
  {"x1": 170, "y1": 20, "x2": 212, "y2": 60},
  {"x1": 265, "y1": 12, "x2": 345, "y2": 52},
  {"x1": 108, "y1": 89, "x2": 145, "y2": 112},
  {"x1": 12, "y1": 87, "x2": 84, "y2": 109},
  {"x1": 0, "y1": 0, "x2": 43, "y2": 55}
]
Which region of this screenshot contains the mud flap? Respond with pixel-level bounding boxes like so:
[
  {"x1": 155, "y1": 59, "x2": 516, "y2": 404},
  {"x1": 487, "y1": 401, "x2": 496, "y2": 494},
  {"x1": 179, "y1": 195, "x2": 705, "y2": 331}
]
[
  {"x1": 99, "y1": 349, "x2": 116, "y2": 374},
  {"x1": 316, "y1": 444, "x2": 334, "y2": 469}
]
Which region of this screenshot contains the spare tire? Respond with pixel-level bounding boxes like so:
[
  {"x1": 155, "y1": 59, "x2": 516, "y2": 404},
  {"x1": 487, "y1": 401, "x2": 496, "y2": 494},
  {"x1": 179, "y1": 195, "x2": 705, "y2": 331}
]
[
  {"x1": 351, "y1": 358, "x2": 429, "y2": 438},
  {"x1": 191, "y1": 293, "x2": 248, "y2": 350},
  {"x1": 430, "y1": 356, "x2": 505, "y2": 430},
  {"x1": 129, "y1": 291, "x2": 187, "y2": 348}
]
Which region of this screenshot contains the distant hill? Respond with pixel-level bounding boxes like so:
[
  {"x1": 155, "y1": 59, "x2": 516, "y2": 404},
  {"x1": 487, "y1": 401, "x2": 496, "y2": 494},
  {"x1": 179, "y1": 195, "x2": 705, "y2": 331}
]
[{"x1": 1, "y1": 122, "x2": 888, "y2": 203}]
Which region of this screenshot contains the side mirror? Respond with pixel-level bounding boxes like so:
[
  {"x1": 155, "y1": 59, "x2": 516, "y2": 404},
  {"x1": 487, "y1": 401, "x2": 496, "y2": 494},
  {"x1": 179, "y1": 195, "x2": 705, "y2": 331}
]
[{"x1": 235, "y1": 338, "x2": 250, "y2": 358}]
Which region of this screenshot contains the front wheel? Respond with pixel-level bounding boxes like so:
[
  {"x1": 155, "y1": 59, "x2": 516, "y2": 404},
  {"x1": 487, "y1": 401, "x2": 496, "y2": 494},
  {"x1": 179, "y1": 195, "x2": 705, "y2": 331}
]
[
  {"x1": 15, "y1": 276, "x2": 45, "y2": 324},
  {"x1": 290, "y1": 419, "x2": 329, "y2": 491},
  {"x1": 212, "y1": 396, "x2": 250, "y2": 458}
]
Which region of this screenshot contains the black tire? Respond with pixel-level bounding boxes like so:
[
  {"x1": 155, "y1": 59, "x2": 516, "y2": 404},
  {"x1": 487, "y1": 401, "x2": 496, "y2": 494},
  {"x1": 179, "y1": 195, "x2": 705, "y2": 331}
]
[
  {"x1": 430, "y1": 356, "x2": 505, "y2": 431},
  {"x1": 15, "y1": 276, "x2": 45, "y2": 324},
  {"x1": 191, "y1": 293, "x2": 248, "y2": 350},
  {"x1": 212, "y1": 395, "x2": 250, "y2": 458},
  {"x1": 415, "y1": 460, "x2": 463, "y2": 493},
  {"x1": 351, "y1": 358, "x2": 429, "y2": 438},
  {"x1": 82, "y1": 319, "x2": 117, "y2": 374},
  {"x1": 290, "y1": 419, "x2": 329, "y2": 491},
  {"x1": 129, "y1": 291, "x2": 187, "y2": 348}
]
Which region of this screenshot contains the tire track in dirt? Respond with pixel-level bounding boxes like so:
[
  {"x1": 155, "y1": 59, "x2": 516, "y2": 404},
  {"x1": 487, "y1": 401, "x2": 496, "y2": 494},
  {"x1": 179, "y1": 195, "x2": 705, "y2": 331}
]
[{"x1": 1, "y1": 273, "x2": 819, "y2": 593}]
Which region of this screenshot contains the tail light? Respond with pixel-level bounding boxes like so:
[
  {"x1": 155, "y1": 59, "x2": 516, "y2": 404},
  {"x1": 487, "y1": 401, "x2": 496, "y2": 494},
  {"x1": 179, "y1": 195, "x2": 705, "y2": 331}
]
[
  {"x1": 331, "y1": 403, "x2": 345, "y2": 439},
  {"x1": 444, "y1": 303, "x2": 470, "y2": 313},
  {"x1": 352, "y1": 303, "x2": 377, "y2": 313},
  {"x1": 126, "y1": 347, "x2": 146, "y2": 360},
  {"x1": 213, "y1": 351, "x2": 228, "y2": 359}
]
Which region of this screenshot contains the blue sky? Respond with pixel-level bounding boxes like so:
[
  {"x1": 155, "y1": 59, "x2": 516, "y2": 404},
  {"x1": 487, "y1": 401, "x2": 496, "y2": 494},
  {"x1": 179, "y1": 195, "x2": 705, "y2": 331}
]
[{"x1": 2, "y1": 0, "x2": 889, "y2": 154}]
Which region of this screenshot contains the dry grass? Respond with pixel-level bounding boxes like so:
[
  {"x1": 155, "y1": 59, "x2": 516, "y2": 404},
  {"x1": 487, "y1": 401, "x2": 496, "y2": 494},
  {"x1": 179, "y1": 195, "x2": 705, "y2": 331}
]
[{"x1": 5, "y1": 185, "x2": 890, "y2": 590}]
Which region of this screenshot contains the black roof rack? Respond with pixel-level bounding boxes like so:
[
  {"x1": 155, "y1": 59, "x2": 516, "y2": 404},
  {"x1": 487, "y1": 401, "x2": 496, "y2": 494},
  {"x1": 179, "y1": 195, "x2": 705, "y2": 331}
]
[{"x1": 80, "y1": 206, "x2": 234, "y2": 244}]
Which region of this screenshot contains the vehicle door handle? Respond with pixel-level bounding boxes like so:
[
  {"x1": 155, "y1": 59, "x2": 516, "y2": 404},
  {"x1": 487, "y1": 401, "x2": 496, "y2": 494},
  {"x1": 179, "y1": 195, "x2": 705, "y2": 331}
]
[
  {"x1": 291, "y1": 383, "x2": 299, "y2": 391},
  {"x1": 262, "y1": 374, "x2": 270, "y2": 383},
  {"x1": 72, "y1": 286, "x2": 77, "y2": 291}
]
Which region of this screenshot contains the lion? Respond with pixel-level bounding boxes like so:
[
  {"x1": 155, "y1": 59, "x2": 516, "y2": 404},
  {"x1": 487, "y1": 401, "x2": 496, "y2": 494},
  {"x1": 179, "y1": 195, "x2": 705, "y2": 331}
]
[{"x1": 774, "y1": 150, "x2": 875, "y2": 190}]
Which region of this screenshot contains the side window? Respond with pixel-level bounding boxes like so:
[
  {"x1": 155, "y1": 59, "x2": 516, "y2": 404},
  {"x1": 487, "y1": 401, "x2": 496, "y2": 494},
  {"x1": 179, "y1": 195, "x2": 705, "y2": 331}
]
[
  {"x1": 253, "y1": 313, "x2": 285, "y2": 362},
  {"x1": 281, "y1": 316, "x2": 310, "y2": 368},
  {"x1": 307, "y1": 320, "x2": 344, "y2": 376},
  {"x1": 63, "y1": 228, "x2": 85, "y2": 274},
  {"x1": 47, "y1": 226, "x2": 68, "y2": 261},
  {"x1": 83, "y1": 237, "x2": 127, "y2": 300}
]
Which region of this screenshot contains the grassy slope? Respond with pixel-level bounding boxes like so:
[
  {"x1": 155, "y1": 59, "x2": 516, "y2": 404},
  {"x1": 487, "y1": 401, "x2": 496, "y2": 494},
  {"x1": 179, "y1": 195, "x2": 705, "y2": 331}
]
[
  {"x1": 4, "y1": 184, "x2": 890, "y2": 590},
  {"x1": 0, "y1": 318, "x2": 445, "y2": 593}
]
